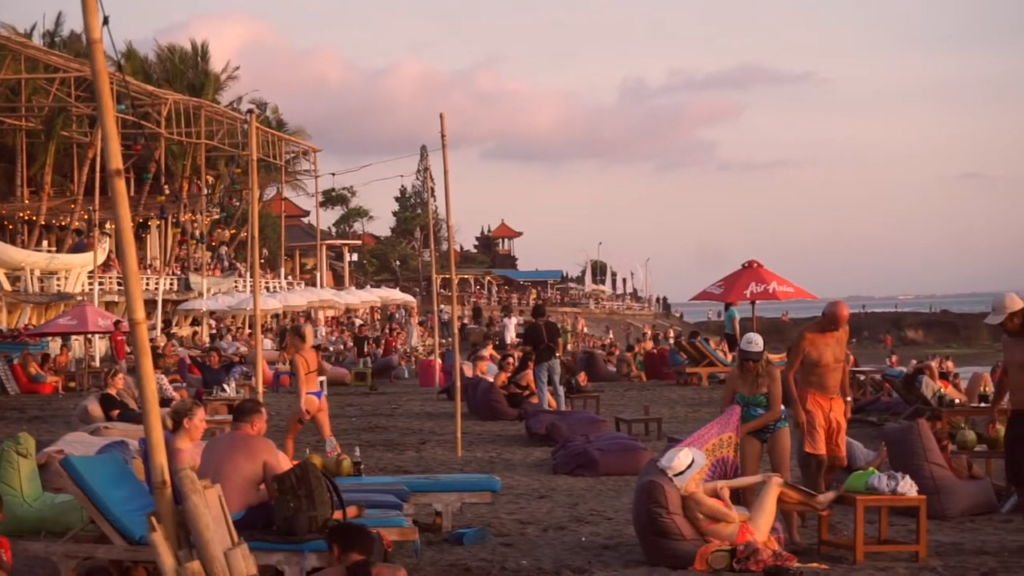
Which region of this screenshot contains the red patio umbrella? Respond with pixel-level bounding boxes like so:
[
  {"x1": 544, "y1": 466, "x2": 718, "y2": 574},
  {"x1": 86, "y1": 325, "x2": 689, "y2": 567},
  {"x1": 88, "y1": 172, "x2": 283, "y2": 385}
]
[
  {"x1": 25, "y1": 302, "x2": 128, "y2": 336},
  {"x1": 689, "y1": 259, "x2": 817, "y2": 329}
]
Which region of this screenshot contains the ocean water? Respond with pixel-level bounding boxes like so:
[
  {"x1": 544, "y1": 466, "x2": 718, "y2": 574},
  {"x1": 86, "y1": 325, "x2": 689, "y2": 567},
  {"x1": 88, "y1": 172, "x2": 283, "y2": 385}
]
[{"x1": 671, "y1": 294, "x2": 997, "y2": 320}]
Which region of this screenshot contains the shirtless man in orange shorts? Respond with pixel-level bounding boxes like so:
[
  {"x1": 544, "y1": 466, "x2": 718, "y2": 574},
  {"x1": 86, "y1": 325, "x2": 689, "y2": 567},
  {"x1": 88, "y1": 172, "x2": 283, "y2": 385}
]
[{"x1": 785, "y1": 301, "x2": 852, "y2": 493}]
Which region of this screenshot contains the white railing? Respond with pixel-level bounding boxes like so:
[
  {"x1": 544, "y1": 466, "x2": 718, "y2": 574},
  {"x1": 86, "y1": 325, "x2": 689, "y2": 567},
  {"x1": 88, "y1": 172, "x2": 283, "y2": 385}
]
[{"x1": 11, "y1": 273, "x2": 303, "y2": 295}]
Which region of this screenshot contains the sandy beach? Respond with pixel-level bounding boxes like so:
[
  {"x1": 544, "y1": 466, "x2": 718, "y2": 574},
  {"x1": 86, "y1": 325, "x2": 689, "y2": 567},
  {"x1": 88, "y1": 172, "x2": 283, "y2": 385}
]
[{"x1": 2, "y1": 343, "x2": 1021, "y2": 575}]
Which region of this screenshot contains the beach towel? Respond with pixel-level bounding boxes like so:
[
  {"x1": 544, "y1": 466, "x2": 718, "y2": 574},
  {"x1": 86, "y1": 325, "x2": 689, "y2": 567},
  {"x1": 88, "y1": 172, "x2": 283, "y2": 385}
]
[{"x1": 669, "y1": 405, "x2": 742, "y2": 484}]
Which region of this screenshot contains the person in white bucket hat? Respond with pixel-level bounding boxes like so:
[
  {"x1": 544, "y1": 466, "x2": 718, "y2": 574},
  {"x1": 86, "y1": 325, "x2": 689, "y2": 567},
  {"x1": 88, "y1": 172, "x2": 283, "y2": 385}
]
[
  {"x1": 985, "y1": 292, "x2": 1024, "y2": 516},
  {"x1": 659, "y1": 446, "x2": 841, "y2": 547}
]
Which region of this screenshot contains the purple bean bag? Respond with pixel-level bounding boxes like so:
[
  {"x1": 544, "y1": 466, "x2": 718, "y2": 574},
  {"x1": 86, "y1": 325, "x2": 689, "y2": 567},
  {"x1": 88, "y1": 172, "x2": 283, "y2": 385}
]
[
  {"x1": 467, "y1": 378, "x2": 522, "y2": 422},
  {"x1": 552, "y1": 432, "x2": 651, "y2": 477},
  {"x1": 524, "y1": 409, "x2": 610, "y2": 446},
  {"x1": 440, "y1": 375, "x2": 481, "y2": 402},
  {"x1": 581, "y1": 351, "x2": 628, "y2": 383}
]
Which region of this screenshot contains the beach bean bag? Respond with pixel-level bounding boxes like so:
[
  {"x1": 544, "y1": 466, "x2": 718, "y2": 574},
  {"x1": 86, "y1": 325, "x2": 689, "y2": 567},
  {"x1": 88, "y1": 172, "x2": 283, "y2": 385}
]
[
  {"x1": 467, "y1": 379, "x2": 521, "y2": 422},
  {"x1": 883, "y1": 419, "x2": 998, "y2": 518},
  {"x1": 323, "y1": 364, "x2": 351, "y2": 386},
  {"x1": 11, "y1": 362, "x2": 57, "y2": 395},
  {"x1": 634, "y1": 407, "x2": 785, "y2": 569},
  {"x1": 643, "y1": 348, "x2": 674, "y2": 381},
  {"x1": 441, "y1": 375, "x2": 483, "y2": 402},
  {"x1": 581, "y1": 351, "x2": 628, "y2": 383},
  {"x1": 0, "y1": 432, "x2": 88, "y2": 535},
  {"x1": 524, "y1": 409, "x2": 610, "y2": 446},
  {"x1": 552, "y1": 432, "x2": 651, "y2": 477},
  {"x1": 371, "y1": 355, "x2": 400, "y2": 378}
]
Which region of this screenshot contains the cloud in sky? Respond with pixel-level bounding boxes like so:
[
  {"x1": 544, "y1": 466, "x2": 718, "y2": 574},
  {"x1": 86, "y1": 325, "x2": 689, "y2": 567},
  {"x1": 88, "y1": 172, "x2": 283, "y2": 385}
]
[{"x1": 153, "y1": 14, "x2": 819, "y2": 168}]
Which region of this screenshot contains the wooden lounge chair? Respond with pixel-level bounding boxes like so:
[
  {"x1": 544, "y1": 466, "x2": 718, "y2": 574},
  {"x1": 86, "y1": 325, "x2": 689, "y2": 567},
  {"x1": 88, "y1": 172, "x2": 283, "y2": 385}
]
[
  {"x1": 881, "y1": 369, "x2": 938, "y2": 421},
  {"x1": 13, "y1": 454, "x2": 418, "y2": 576},
  {"x1": 677, "y1": 340, "x2": 732, "y2": 386}
]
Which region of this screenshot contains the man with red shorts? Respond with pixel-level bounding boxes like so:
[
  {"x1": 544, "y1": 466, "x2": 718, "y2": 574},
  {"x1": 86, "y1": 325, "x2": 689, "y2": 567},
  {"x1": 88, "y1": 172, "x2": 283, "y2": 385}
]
[{"x1": 785, "y1": 301, "x2": 852, "y2": 492}]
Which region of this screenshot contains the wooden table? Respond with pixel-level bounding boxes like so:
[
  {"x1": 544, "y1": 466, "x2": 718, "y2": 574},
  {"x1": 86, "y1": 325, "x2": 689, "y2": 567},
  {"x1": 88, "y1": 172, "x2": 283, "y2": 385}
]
[
  {"x1": 937, "y1": 406, "x2": 1009, "y2": 429},
  {"x1": 952, "y1": 447, "x2": 1004, "y2": 481},
  {"x1": 850, "y1": 366, "x2": 886, "y2": 398},
  {"x1": 614, "y1": 406, "x2": 663, "y2": 439},
  {"x1": 567, "y1": 392, "x2": 602, "y2": 414},
  {"x1": 203, "y1": 394, "x2": 245, "y2": 416},
  {"x1": 205, "y1": 415, "x2": 233, "y2": 436},
  {"x1": 818, "y1": 493, "x2": 927, "y2": 565}
]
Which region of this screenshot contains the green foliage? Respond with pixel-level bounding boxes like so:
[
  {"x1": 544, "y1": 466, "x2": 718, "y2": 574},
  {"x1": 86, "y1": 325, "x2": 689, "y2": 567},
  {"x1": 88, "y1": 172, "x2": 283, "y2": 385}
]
[
  {"x1": 320, "y1": 186, "x2": 374, "y2": 238},
  {"x1": 389, "y1": 145, "x2": 445, "y2": 252}
]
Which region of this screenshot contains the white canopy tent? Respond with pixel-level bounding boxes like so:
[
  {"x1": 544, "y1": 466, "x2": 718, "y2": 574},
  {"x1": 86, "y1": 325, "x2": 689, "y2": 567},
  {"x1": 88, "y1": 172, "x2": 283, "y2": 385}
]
[
  {"x1": 379, "y1": 287, "x2": 417, "y2": 306},
  {"x1": 342, "y1": 287, "x2": 380, "y2": 308},
  {"x1": 229, "y1": 293, "x2": 284, "y2": 313}
]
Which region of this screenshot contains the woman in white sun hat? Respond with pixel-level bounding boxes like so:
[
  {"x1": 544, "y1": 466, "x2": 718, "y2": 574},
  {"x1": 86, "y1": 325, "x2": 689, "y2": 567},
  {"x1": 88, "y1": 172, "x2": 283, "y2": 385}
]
[
  {"x1": 660, "y1": 446, "x2": 840, "y2": 547},
  {"x1": 719, "y1": 332, "x2": 799, "y2": 543}
]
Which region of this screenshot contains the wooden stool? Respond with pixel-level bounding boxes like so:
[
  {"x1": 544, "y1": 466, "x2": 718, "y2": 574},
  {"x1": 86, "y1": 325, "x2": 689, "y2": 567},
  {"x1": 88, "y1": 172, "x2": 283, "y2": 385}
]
[
  {"x1": 818, "y1": 493, "x2": 928, "y2": 565},
  {"x1": 567, "y1": 392, "x2": 602, "y2": 414},
  {"x1": 352, "y1": 368, "x2": 373, "y2": 386},
  {"x1": 613, "y1": 405, "x2": 663, "y2": 439},
  {"x1": 205, "y1": 415, "x2": 233, "y2": 436}
]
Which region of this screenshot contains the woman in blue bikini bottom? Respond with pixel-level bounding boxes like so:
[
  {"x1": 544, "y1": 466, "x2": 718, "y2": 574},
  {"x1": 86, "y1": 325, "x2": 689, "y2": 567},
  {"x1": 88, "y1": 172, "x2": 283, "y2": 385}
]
[
  {"x1": 720, "y1": 333, "x2": 799, "y2": 543},
  {"x1": 283, "y1": 324, "x2": 341, "y2": 461}
]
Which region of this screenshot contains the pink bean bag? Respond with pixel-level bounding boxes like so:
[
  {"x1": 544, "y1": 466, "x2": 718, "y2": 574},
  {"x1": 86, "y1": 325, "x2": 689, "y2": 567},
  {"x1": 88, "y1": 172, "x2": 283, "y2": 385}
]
[
  {"x1": 552, "y1": 432, "x2": 651, "y2": 477},
  {"x1": 524, "y1": 409, "x2": 610, "y2": 446}
]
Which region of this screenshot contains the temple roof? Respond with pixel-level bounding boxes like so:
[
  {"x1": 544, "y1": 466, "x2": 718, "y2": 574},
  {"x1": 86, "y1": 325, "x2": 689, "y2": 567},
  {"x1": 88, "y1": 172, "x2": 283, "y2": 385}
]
[
  {"x1": 265, "y1": 192, "x2": 311, "y2": 219},
  {"x1": 489, "y1": 219, "x2": 522, "y2": 239}
]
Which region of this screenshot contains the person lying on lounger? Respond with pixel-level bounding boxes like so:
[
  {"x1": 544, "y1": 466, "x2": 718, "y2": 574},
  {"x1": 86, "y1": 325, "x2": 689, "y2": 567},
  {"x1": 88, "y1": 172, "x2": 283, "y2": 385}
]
[
  {"x1": 662, "y1": 446, "x2": 840, "y2": 547},
  {"x1": 320, "y1": 521, "x2": 408, "y2": 576}
]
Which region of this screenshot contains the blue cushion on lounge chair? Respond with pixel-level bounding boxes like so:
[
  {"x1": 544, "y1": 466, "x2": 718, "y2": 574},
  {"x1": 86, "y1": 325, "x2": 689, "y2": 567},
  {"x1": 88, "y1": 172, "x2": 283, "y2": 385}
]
[
  {"x1": 335, "y1": 473, "x2": 502, "y2": 493},
  {"x1": 695, "y1": 340, "x2": 733, "y2": 366},
  {"x1": 338, "y1": 484, "x2": 411, "y2": 502},
  {"x1": 62, "y1": 454, "x2": 414, "y2": 557},
  {"x1": 60, "y1": 454, "x2": 153, "y2": 544},
  {"x1": 342, "y1": 492, "x2": 405, "y2": 512}
]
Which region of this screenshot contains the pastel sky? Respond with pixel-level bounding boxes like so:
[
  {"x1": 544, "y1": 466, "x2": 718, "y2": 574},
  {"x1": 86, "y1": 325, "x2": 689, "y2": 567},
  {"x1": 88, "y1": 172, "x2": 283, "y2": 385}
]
[{"x1": 8, "y1": 1, "x2": 1024, "y2": 300}]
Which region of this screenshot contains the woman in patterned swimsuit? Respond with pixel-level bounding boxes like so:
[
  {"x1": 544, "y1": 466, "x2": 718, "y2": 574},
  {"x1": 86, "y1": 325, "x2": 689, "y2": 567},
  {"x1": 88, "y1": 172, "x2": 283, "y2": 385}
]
[{"x1": 720, "y1": 333, "x2": 799, "y2": 544}]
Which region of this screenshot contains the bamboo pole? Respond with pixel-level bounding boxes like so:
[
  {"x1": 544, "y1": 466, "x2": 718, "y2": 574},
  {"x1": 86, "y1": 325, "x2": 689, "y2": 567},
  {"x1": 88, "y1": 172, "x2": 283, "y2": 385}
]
[
  {"x1": 313, "y1": 154, "x2": 322, "y2": 288},
  {"x1": 279, "y1": 144, "x2": 286, "y2": 281},
  {"x1": 81, "y1": 0, "x2": 177, "y2": 545},
  {"x1": 200, "y1": 111, "x2": 208, "y2": 301},
  {"x1": 247, "y1": 110, "x2": 264, "y2": 402},
  {"x1": 173, "y1": 468, "x2": 231, "y2": 576},
  {"x1": 424, "y1": 158, "x2": 441, "y2": 388},
  {"x1": 439, "y1": 113, "x2": 462, "y2": 456}
]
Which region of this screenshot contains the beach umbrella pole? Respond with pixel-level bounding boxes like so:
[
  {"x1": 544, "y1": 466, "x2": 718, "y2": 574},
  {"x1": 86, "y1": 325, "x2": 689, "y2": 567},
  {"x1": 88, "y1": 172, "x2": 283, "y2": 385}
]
[
  {"x1": 81, "y1": 0, "x2": 177, "y2": 545},
  {"x1": 751, "y1": 301, "x2": 757, "y2": 332},
  {"x1": 440, "y1": 113, "x2": 462, "y2": 457}
]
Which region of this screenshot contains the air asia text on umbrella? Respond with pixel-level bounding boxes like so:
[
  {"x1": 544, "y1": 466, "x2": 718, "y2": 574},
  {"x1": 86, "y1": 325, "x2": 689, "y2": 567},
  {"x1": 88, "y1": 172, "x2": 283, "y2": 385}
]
[{"x1": 704, "y1": 281, "x2": 797, "y2": 299}]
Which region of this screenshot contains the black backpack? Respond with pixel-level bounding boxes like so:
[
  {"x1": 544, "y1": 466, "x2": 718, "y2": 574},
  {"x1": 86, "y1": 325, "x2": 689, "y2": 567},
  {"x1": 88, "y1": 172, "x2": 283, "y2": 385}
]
[{"x1": 271, "y1": 459, "x2": 346, "y2": 537}]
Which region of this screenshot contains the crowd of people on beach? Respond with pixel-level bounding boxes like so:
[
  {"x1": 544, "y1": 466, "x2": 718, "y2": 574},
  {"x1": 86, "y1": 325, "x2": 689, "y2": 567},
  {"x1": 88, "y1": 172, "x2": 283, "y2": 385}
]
[{"x1": 5, "y1": 288, "x2": 1020, "y2": 572}]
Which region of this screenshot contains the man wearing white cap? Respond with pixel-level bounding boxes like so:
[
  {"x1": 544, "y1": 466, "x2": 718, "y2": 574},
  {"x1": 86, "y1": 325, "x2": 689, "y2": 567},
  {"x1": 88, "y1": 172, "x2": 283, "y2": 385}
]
[
  {"x1": 659, "y1": 446, "x2": 840, "y2": 547},
  {"x1": 985, "y1": 292, "x2": 1024, "y2": 515}
]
